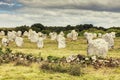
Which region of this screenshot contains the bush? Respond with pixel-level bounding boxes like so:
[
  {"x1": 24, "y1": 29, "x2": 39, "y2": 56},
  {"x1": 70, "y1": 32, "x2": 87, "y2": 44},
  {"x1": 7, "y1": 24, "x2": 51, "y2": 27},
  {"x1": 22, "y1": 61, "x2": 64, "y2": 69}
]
[
  {"x1": 40, "y1": 62, "x2": 83, "y2": 76},
  {"x1": 0, "y1": 48, "x2": 4, "y2": 55},
  {"x1": 4, "y1": 48, "x2": 12, "y2": 54},
  {"x1": 40, "y1": 62, "x2": 68, "y2": 73},
  {"x1": 14, "y1": 59, "x2": 30, "y2": 66},
  {"x1": 40, "y1": 62, "x2": 50, "y2": 70},
  {"x1": 41, "y1": 30, "x2": 50, "y2": 35},
  {"x1": 47, "y1": 56, "x2": 60, "y2": 63},
  {"x1": 51, "y1": 63, "x2": 68, "y2": 73},
  {"x1": 68, "y1": 64, "x2": 82, "y2": 76}
]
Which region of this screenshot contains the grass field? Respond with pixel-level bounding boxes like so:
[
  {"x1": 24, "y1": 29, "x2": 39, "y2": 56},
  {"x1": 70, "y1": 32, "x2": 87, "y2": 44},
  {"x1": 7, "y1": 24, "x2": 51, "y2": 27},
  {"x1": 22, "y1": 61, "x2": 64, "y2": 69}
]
[{"x1": 0, "y1": 36, "x2": 120, "y2": 80}]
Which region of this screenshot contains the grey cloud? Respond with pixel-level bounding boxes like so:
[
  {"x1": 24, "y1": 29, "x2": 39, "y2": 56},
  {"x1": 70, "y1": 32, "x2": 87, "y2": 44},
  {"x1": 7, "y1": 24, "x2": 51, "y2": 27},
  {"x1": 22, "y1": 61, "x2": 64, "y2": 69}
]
[
  {"x1": 18, "y1": 0, "x2": 120, "y2": 12},
  {"x1": 15, "y1": 7, "x2": 120, "y2": 27},
  {"x1": 0, "y1": 0, "x2": 120, "y2": 27}
]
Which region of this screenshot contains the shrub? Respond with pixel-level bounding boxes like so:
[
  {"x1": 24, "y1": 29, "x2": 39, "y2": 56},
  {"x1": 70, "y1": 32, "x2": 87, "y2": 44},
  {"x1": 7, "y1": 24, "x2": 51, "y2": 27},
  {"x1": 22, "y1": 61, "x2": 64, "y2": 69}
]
[
  {"x1": 4, "y1": 48, "x2": 12, "y2": 54},
  {"x1": 0, "y1": 48, "x2": 4, "y2": 55},
  {"x1": 14, "y1": 59, "x2": 30, "y2": 66},
  {"x1": 40, "y1": 62, "x2": 83, "y2": 76},
  {"x1": 40, "y1": 62, "x2": 68, "y2": 73},
  {"x1": 47, "y1": 56, "x2": 60, "y2": 63},
  {"x1": 51, "y1": 63, "x2": 68, "y2": 73},
  {"x1": 40, "y1": 62, "x2": 50, "y2": 70},
  {"x1": 68, "y1": 64, "x2": 82, "y2": 76}
]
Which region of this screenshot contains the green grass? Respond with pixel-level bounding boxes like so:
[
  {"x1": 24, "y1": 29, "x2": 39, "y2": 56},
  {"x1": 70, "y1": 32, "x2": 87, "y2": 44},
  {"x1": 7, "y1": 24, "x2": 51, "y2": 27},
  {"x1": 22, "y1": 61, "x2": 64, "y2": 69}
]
[
  {"x1": 9, "y1": 37, "x2": 87, "y2": 58},
  {"x1": 0, "y1": 36, "x2": 120, "y2": 80}
]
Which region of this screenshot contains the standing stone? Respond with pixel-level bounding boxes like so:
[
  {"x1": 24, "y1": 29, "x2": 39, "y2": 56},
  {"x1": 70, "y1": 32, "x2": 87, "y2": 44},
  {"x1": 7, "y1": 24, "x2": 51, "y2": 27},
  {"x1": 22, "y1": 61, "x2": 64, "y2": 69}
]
[
  {"x1": 102, "y1": 33, "x2": 115, "y2": 49},
  {"x1": 42, "y1": 34, "x2": 47, "y2": 40},
  {"x1": 93, "y1": 33, "x2": 97, "y2": 38},
  {"x1": 30, "y1": 32, "x2": 39, "y2": 42},
  {"x1": 1, "y1": 37, "x2": 9, "y2": 46},
  {"x1": 38, "y1": 32, "x2": 43, "y2": 36},
  {"x1": 59, "y1": 31, "x2": 64, "y2": 36},
  {"x1": 15, "y1": 37, "x2": 23, "y2": 47},
  {"x1": 110, "y1": 32, "x2": 116, "y2": 38},
  {"x1": 67, "y1": 33, "x2": 72, "y2": 39},
  {"x1": 87, "y1": 39, "x2": 108, "y2": 58},
  {"x1": 16, "y1": 31, "x2": 22, "y2": 37},
  {"x1": 98, "y1": 33, "x2": 102, "y2": 38},
  {"x1": 37, "y1": 37, "x2": 44, "y2": 48},
  {"x1": 0, "y1": 31, "x2": 5, "y2": 36},
  {"x1": 49, "y1": 32, "x2": 57, "y2": 40},
  {"x1": 71, "y1": 30, "x2": 78, "y2": 40},
  {"x1": 84, "y1": 32, "x2": 94, "y2": 44},
  {"x1": 7, "y1": 31, "x2": 16, "y2": 41},
  {"x1": 57, "y1": 34, "x2": 66, "y2": 48},
  {"x1": 23, "y1": 31, "x2": 28, "y2": 37},
  {"x1": 28, "y1": 30, "x2": 39, "y2": 43}
]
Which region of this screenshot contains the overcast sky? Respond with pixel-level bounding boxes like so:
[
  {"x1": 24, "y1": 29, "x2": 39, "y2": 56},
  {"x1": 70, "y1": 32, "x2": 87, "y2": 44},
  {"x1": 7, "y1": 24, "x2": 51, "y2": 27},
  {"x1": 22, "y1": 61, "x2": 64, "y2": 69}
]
[{"x1": 0, "y1": 0, "x2": 120, "y2": 28}]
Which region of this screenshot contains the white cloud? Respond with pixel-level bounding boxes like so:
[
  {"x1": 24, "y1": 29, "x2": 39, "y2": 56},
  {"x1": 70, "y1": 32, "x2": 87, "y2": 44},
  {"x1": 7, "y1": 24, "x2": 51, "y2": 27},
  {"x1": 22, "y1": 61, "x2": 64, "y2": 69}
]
[{"x1": 0, "y1": 1, "x2": 14, "y2": 6}]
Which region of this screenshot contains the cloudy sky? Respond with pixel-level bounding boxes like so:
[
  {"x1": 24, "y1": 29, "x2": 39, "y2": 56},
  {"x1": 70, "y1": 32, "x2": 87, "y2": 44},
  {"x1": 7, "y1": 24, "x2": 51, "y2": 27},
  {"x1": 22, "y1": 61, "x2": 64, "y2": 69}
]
[{"x1": 0, "y1": 0, "x2": 120, "y2": 28}]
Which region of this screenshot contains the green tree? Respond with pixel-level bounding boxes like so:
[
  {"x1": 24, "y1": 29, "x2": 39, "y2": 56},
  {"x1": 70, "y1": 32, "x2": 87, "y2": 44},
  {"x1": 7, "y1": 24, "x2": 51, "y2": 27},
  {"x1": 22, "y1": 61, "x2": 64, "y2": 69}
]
[
  {"x1": 15, "y1": 25, "x2": 29, "y2": 34},
  {"x1": 31, "y1": 23, "x2": 45, "y2": 32}
]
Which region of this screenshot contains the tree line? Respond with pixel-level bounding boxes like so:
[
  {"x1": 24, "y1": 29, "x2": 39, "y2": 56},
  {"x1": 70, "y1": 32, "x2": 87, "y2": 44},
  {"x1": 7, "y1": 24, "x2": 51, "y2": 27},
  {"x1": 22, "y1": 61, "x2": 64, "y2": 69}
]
[{"x1": 0, "y1": 23, "x2": 120, "y2": 37}]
